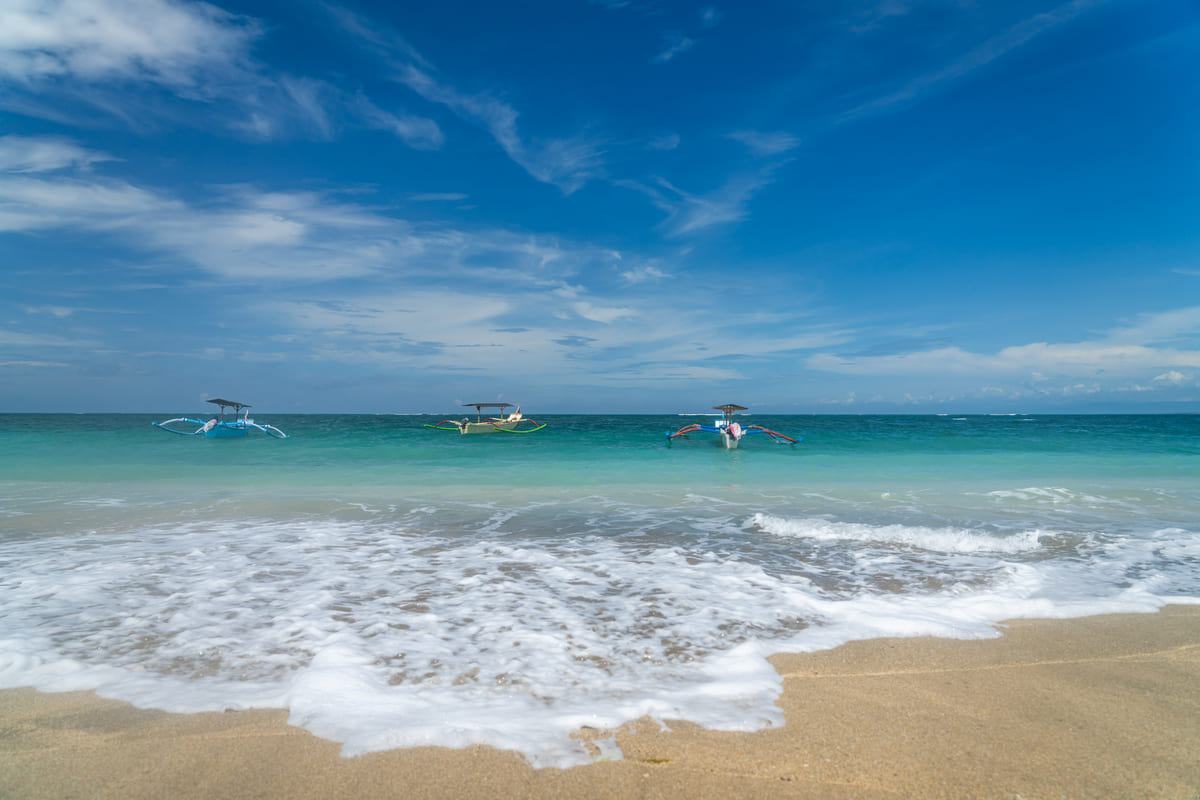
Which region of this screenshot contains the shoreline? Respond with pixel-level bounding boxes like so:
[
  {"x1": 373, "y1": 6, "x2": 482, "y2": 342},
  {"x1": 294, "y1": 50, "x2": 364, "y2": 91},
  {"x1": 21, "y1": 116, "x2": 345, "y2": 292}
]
[{"x1": 2, "y1": 606, "x2": 1198, "y2": 799}]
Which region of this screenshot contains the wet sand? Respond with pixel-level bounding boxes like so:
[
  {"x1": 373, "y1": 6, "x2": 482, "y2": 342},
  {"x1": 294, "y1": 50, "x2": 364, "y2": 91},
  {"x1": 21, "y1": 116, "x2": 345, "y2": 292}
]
[{"x1": 2, "y1": 605, "x2": 1197, "y2": 799}]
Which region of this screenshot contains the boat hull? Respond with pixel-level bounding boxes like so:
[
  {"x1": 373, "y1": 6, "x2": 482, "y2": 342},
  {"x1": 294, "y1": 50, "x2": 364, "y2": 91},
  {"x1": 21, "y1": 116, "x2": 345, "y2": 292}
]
[
  {"x1": 206, "y1": 423, "x2": 249, "y2": 438},
  {"x1": 461, "y1": 421, "x2": 521, "y2": 434}
]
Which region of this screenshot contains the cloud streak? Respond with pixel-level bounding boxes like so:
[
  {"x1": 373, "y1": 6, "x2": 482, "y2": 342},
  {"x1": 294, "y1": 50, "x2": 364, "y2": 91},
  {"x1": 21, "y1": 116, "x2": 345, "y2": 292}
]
[
  {"x1": 621, "y1": 166, "x2": 781, "y2": 237},
  {"x1": 0, "y1": 134, "x2": 112, "y2": 172},
  {"x1": 0, "y1": 0, "x2": 258, "y2": 88},
  {"x1": 653, "y1": 33, "x2": 696, "y2": 63},
  {"x1": 0, "y1": 136, "x2": 617, "y2": 284},
  {"x1": 395, "y1": 64, "x2": 604, "y2": 194},
  {"x1": 841, "y1": 0, "x2": 1106, "y2": 122},
  {"x1": 727, "y1": 130, "x2": 801, "y2": 157},
  {"x1": 0, "y1": 0, "x2": 443, "y2": 150},
  {"x1": 807, "y1": 307, "x2": 1200, "y2": 399},
  {"x1": 321, "y1": 5, "x2": 604, "y2": 194}
]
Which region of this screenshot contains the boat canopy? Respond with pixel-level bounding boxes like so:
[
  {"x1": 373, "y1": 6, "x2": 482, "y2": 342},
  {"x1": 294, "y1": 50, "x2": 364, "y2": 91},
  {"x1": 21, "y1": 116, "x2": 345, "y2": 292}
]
[
  {"x1": 208, "y1": 398, "x2": 250, "y2": 410},
  {"x1": 714, "y1": 404, "x2": 747, "y2": 422}
]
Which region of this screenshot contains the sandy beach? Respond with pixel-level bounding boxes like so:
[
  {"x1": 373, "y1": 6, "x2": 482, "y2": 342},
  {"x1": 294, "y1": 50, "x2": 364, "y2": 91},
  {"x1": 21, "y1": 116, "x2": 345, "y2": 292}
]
[{"x1": 2, "y1": 605, "x2": 1197, "y2": 800}]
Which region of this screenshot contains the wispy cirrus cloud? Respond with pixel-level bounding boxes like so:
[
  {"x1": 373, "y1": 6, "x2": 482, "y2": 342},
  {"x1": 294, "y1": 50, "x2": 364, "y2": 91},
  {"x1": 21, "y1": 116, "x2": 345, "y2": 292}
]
[
  {"x1": 653, "y1": 33, "x2": 696, "y2": 63},
  {"x1": 620, "y1": 167, "x2": 779, "y2": 237},
  {"x1": 395, "y1": 63, "x2": 604, "y2": 194},
  {"x1": 841, "y1": 0, "x2": 1106, "y2": 122},
  {"x1": 1105, "y1": 306, "x2": 1200, "y2": 346},
  {"x1": 727, "y1": 130, "x2": 801, "y2": 157},
  {"x1": 408, "y1": 192, "x2": 468, "y2": 202},
  {"x1": 647, "y1": 132, "x2": 680, "y2": 151},
  {"x1": 323, "y1": 5, "x2": 604, "y2": 194},
  {"x1": 652, "y1": 5, "x2": 722, "y2": 63},
  {"x1": 0, "y1": 0, "x2": 442, "y2": 150},
  {"x1": 0, "y1": 328, "x2": 98, "y2": 349},
  {"x1": 350, "y1": 93, "x2": 444, "y2": 150},
  {"x1": 0, "y1": 134, "x2": 112, "y2": 172},
  {"x1": 847, "y1": 0, "x2": 922, "y2": 34}
]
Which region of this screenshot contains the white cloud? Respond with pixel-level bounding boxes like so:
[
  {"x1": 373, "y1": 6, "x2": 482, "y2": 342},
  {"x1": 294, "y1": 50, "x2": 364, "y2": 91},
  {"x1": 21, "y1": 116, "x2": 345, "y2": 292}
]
[
  {"x1": 641, "y1": 172, "x2": 775, "y2": 236},
  {"x1": 279, "y1": 76, "x2": 335, "y2": 140},
  {"x1": 397, "y1": 65, "x2": 603, "y2": 194},
  {"x1": 572, "y1": 301, "x2": 635, "y2": 324},
  {"x1": 842, "y1": 0, "x2": 1105, "y2": 121},
  {"x1": 0, "y1": 0, "x2": 258, "y2": 88},
  {"x1": 808, "y1": 342, "x2": 1200, "y2": 377},
  {"x1": 325, "y1": 7, "x2": 602, "y2": 193},
  {"x1": 240, "y1": 273, "x2": 842, "y2": 389},
  {"x1": 0, "y1": 328, "x2": 97, "y2": 347},
  {"x1": 0, "y1": 3, "x2": 442, "y2": 150},
  {"x1": 847, "y1": 0, "x2": 920, "y2": 33},
  {"x1": 353, "y1": 94, "x2": 444, "y2": 150},
  {"x1": 806, "y1": 311, "x2": 1200, "y2": 401},
  {"x1": 0, "y1": 141, "x2": 617, "y2": 283},
  {"x1": 255, "y1": 291, "x2": 566, "y2": 374},
  {"x1": 1153, "y1": 370, "x2": 1187, "y2": 386},
  {"x1": 321, "y1": 3, "x2": 432, "y2": 72},
  {"x1": 22, "y1": 305, "x2": 75, "y2": 318},
  {"x1": 647, "y1": 133, "x2": 680, "y2": 151},
  {"x1": 727, "y1": 130, "x2": 801, "y2": 157},
  {"x1": 0, "y1": 172, "x2": 163, "y2": 231},
  {"x1": 0, "y1": 134, "x2": 111, "y2": 172},
  {"x1": 1106, "y1": 306, "x2": 1200, "y2": 346},
  {"x1": 620, "y1": 264, "x2": 670, "y2": 284},
  {"x1": 653, "y1": 33, "x2": 696, "y2": 63}
]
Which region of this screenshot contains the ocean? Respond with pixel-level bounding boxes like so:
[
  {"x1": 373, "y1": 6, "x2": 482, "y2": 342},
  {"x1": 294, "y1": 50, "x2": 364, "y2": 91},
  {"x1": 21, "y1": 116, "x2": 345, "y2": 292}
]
[{"x1": 1, "y1": 412, "x2": 1198, "y2": 768}]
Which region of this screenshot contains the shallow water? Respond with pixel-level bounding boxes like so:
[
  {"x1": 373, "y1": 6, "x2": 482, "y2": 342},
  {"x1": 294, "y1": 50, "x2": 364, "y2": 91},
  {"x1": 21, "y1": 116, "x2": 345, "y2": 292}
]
[{"x1": 1, "y1": 413, "x2": 1197, "y2": 766}]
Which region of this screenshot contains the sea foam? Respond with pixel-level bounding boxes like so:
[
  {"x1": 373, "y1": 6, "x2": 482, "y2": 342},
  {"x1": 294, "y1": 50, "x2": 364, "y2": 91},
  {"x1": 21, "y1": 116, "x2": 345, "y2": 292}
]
[{"x1": 1, "y1": 503, "x2": 1194, "y2": 767}]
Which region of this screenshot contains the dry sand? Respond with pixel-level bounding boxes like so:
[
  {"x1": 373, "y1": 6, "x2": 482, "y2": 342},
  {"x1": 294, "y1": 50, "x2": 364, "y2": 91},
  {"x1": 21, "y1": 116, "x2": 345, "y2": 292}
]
[{"x1": 2, "y1": 605, "x2": 1197, "y2": 799}]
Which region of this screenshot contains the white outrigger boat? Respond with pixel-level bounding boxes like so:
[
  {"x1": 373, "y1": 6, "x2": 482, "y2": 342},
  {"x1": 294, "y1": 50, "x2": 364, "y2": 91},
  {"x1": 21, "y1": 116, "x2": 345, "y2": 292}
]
[
  {"x1": 667, "y1": 404, "x2": 798, "y2": 448},
  {"x1": 152, "y1": 398, "x2": 288, "y2": 439},
  {"x1": 425, "y1": 403, "x2": 546, "y2": 434}
]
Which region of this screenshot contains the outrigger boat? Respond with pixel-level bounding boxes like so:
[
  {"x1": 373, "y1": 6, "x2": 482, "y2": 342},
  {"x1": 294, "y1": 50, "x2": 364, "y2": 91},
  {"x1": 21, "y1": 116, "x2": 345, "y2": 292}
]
[
  {"x1": 667, "y1": 404, "x2": 798, "y2": 448},
  {"x1": 152, "y1": 398, "x2": 288, "y2": 439},
  {"x1": 425, "y1": 403, "x2": 546, "y2": 434}
]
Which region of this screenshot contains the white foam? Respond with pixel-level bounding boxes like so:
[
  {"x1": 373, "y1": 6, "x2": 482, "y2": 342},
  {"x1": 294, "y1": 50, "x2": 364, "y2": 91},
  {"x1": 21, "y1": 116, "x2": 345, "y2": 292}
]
[
  {"x1": 749, "y1": 513, "x2": 1047, "y2": 554},
  {"x1": 0, "y1": 507, "x2": 1195, "y2": 768}
]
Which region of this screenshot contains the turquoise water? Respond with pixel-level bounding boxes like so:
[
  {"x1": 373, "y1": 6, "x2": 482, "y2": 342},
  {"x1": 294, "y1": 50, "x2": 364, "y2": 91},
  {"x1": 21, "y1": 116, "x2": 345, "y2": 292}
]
[{"x1": 1, "y1": 413, "x2": 1198, "y2": 766}]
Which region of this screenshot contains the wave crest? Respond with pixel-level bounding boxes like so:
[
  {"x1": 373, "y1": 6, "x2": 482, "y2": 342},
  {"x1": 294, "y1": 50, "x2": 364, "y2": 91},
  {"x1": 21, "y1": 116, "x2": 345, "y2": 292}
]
[{"x1": 749, "y1": 513, "x2": 1047, "y2": 554}]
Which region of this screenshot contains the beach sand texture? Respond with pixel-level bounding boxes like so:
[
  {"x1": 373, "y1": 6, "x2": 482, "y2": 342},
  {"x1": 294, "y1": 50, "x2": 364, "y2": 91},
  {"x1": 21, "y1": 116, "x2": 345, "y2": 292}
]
[{"x1": 2, "y1": 606, "x2": 1197, "y2": 800}]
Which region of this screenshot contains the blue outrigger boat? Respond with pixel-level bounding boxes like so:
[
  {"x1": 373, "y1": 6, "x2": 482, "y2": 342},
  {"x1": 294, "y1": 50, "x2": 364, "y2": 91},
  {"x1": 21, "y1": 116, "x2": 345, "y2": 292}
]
[
  {"x1": 667, "y1": 404, "x2": 798, "y2": 448},
  {"x1": 152, "y1": 398, "x2": 288, "y2": 439}
]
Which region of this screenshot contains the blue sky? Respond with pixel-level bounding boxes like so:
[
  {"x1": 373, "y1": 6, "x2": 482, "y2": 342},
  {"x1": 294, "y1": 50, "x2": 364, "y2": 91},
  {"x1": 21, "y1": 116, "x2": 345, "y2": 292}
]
[{"x1": 1, "y1": 0, "x2": 1198, "y2": 413}]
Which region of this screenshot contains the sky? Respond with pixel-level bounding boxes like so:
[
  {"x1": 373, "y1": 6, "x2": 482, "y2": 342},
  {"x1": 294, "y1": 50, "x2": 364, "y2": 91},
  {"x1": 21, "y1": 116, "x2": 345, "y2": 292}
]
[{"x1": 1, "y1": 0, "x2": 1198, "y2": 414}]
